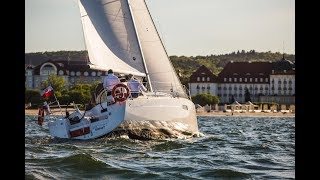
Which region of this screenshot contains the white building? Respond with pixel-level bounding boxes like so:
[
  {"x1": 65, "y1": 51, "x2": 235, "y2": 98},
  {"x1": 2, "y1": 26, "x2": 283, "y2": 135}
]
[
  {"x1": 188, "y1": 57, "x2": 295, "y2": 104},
  {"x1": 25, "y1": 59, "x2": 108, "y2": 90}
]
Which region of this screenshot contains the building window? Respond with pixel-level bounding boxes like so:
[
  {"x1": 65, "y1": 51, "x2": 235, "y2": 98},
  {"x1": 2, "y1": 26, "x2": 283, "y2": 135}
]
[
  {"x1": 255, "y1": 78, "x2": 258, "y2": 82},
  {"x1": 234, "y1": 78, "x2": 237, "y2": 82},
  {"x1": 229, "y1": 78, "x2": 232, "y2": 82},
  {"x1": 278, "y1": 80, "x2": 281, "y2": 84},
  {"x1": 70, "y1": 71, "x2": 75, "y2": 76},
  {"x1": 76, "y1": 71, "x2": 81, "y2": 76},
  {"x1": 84, "y1": 72, "x2": 89, "y2": 76},
  {"x1": 224, "y1": 78, "x2": 227, "y2": 82},
  {"x1": 202, "y1": 77, "x2": 205, "y2": 81},
  {"x1": 245, "y1": 78, "x2": 247, "y2": 82},
  {"x1": 250, "y1": 78, "x2": 252, "y2": 82},
  {"x1": 197, "y1": 77, "x2": 200, "y2": 81},
  {"x1": 223, "y1": 87, "x2": 227, "y2": 90},
  {"x1": 196, "y1": 85, "x2": 200, "y2": 89},
  {"x1": 260, "y1": 78, "x2": 263, "y2": 82},
  {"x1": 207, "y1": 77, "x2": 210, "y2": 81},
  {"x1": 41, "y1": 64, "x2": 56, "y2": 76},
  {"x1": 91, "y1": 72, "x2": 96, "y2": 76},
  {"x1": 265, "y1": 78, "x2": 268, "y2": 82},
  {"x1": 239, "y1": 78, "x2": 242, "y2": 82},
  {"x1": 207, "y1": 86, "x2": 210, "y2": 89},
  {"x1": 58, "y1": 70, "x2": 64, "y2": 75},
  {"x1": 218, "y1": 87, "x2": 222, "y2": 90}
]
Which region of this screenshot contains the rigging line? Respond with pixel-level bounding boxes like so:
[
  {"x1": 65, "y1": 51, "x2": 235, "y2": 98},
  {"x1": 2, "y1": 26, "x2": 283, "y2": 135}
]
[
  {"x1": 143, "y1": 0, "x2": 184, "y2": 94},
  {"x1": 112, "y1": 6, "x2": 122, "y2": 23},
  {"x1": 102, "y1": 0, "x2": 120, "y2": 6},
  {"x1": 128, "y1": 0, "x2": 153, "y2": 91}
]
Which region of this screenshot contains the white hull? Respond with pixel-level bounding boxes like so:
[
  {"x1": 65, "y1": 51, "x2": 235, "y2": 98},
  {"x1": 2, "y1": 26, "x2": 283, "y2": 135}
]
[
  {"x1": 48, "y1": 102, "x2": 126, "y2": 140},
  {"x1": 111, "y1": 95, "x2": 199, "y2": 139}
]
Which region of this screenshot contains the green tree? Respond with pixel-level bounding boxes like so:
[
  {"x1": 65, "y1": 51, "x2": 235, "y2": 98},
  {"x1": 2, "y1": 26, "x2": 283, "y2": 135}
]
[
  {"x1": 25, "y1": 89, "x2": 42, "y2": 107},
  {"x1": 68, "y1": 83, "x2": 93, "y2": 105},
  {"x1": 244, "y1": 87, "x2": 251, "y2": 102},
  {"x1": 191, "y1": 93, "x2": 219, "y2": 106},
  {"x1": 41, "y1": 74, "x2": 67, "y2": 93}
]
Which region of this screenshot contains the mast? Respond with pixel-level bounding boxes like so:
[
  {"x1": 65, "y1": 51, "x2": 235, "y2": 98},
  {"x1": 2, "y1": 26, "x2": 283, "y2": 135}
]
[
  {"x1": 127, "y1": 0, "x2": 153, "y2": 92},
  {"x1": 142, "y1": 0, "x2": 185, "y2": 93},
  {"x1": 77, "y1": 0, "x2": 90, "y2": 66}
]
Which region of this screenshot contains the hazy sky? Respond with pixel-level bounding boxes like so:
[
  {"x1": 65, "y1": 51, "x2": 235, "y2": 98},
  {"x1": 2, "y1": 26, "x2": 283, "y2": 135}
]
[{"x1": 25, "y1": 0, "x2": 295, "y2": 56}]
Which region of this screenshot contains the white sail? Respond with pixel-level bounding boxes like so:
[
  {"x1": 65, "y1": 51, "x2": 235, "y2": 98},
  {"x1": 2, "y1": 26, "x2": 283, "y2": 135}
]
[
  {"x1": 79, "y1": 0, "x2": 187, "y2": 97},
  {"x1": 79, "y1": 0, "x2": 146, "y2": 77},
  {"x1": 129, "y1": 0, "x2": 187, "y2": 97}
]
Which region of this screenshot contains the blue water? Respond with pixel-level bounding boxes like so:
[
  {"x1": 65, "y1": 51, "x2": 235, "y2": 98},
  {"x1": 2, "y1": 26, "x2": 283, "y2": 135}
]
[{"x1": 25, "y1": 116, "x2": 295, "y2": 179}]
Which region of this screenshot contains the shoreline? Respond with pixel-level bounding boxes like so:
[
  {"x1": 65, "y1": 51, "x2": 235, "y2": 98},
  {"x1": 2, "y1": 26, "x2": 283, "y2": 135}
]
[
  {"x1": 25, "y1": 109, "x2": 294, "y2": 117},
  {"x1": 196, "y1": 111, "x2": 294, "y2": 117}
]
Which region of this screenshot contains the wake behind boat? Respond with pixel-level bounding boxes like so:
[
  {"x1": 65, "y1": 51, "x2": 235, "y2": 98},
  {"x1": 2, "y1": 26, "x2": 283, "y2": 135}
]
[{"x1": 78, "y1": 0, "x2": 200, "y2": 139}]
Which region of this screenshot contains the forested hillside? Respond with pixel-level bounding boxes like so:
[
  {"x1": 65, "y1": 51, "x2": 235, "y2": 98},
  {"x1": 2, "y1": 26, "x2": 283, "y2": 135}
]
[{"x1": 25, "y1": 50, "x2": 295, "y2": 86}]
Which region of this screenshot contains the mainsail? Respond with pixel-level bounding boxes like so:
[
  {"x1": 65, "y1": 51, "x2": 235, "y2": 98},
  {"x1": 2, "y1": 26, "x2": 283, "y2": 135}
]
[
  {"x1": 79, "y1": 0, "x2": 187, "y2": 98},
  {"x1": 79, "y1": 0, "x2": 146, "y2": 76}
]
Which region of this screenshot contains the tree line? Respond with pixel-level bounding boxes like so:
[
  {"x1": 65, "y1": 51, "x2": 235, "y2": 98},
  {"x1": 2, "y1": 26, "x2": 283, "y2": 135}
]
[{"x1": 25, "y1": 50, "x2": 295, "y2": 87}]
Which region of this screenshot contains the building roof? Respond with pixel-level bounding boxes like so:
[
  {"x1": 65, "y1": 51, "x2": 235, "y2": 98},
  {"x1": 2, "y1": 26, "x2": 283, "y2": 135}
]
[
  {"x1": 216, "y1": 61, "x2": 272, "y2": 83},
  {"x1": 190, "y1": 57, "x2": 295, "y2": 84},
  {"x1": 25, "y1": 64, "x2": 34, "y2": 70},
  {"x1": 189, "y1": 65, "x2": 217, "y2": 83},
  {"x1": 271, "y1": 56, "x2": 295, "y2": 75},
  {"x1": 32, "y1": 59, "x2": 107, "y2": 75}
]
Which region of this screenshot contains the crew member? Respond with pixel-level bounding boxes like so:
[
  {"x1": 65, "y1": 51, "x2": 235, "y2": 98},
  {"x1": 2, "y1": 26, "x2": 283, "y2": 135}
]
[
  {"x1": 103, "y1": 69, "x2": 120, "y2": 102},
  {"x1": 127, "y1": 74, "x2": 147, "y2": 98}
]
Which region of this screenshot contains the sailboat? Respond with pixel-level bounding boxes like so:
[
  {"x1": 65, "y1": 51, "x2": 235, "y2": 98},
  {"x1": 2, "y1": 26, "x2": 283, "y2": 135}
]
[{"x1": 78, "y1": 0, "x2": 199, "y2": 139}]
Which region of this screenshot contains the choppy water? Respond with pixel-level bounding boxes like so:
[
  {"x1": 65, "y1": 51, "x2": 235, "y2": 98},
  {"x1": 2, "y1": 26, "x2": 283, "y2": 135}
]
[{"x1": 25, "y1": 116, "x2": 295, "y2": 179}]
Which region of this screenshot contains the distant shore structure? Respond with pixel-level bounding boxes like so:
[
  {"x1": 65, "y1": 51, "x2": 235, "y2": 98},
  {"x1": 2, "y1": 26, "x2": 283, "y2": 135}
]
[
  {"x1": 25, "y1": 54, "x2": 294, "y2": 105},
  {"x1": 188, "y1": 55, "x2": 295, "y2": 104}
]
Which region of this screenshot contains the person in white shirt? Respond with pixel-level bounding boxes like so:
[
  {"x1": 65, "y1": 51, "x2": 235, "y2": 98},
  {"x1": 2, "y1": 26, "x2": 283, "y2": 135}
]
[
  {"x1": 103, "y1": 69, "x2": 120, "y2": 91},
  {"x1": 127, "y1": 74, "x2": 147, "y2": 98},
  {"x1": 103, "y1": 69, "x2": 120, "y2": 102}
]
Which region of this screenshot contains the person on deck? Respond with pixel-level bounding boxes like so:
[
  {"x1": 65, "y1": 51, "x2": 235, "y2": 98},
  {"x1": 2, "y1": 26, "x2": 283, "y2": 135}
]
[
  {"x1": 103, "y1": 69, "x2": 120, "y2": 102},
  {"x1": 127, "y1": 74, "x2": 147, "y2": 98}
]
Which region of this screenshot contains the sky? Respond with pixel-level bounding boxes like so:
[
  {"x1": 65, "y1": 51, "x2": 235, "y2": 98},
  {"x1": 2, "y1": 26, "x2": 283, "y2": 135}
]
[{"x1": 25, "y1": 0, "x2": 295, "y2": 56}]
